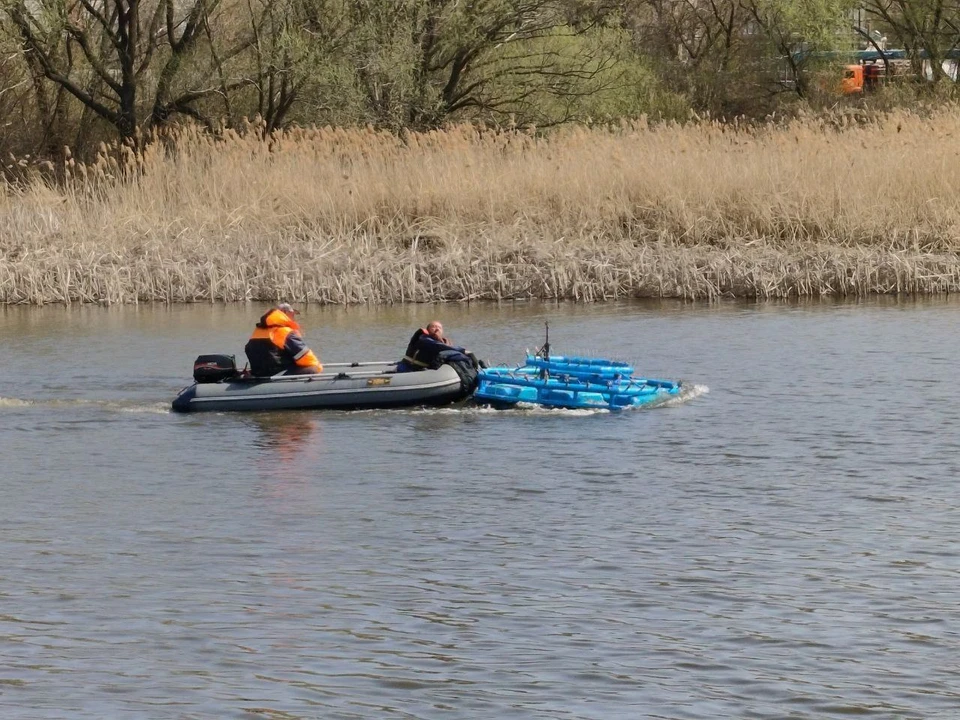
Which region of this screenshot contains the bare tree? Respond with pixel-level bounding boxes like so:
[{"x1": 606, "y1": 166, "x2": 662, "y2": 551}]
[
  {"x1": 623, "y1": 0, "x2": 857, "y2": 114},
  {"x1": 421, "y1": 0, "x2": 623, "y2": 126},
  {"x1": 336, "y1": 0, "x2": 625, "y2": 128},
  {"x1": 742, "y1": 0, "x2": 857, "y2": 98},
  {"x1": 625, "y1": 0, "x2": 766, "y2": 114},
  {"x1": 4, "y1": 0, "x2": 252, "y2": 141},
  {"x1": 239, "y1": 0, "x2": 352, "y2": 131},
  {"x1": 862, "y1": 0, "x2": 960, "y2": 83}
]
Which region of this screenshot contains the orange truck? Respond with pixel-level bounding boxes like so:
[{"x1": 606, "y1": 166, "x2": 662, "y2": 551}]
[
  {"x1": 841, "y1": 62, "x2": 884, "y2": 94},
  {"x1": 841, "y1": 64, "x2": 863, "y2": 94}
]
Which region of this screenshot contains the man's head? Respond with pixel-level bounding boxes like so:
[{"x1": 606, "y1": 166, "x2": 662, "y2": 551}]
[
  {"x1": 278, "y1": 302, "x2": 299, "y2": 317},
  {"x1": 425, "y1": 321, "x2": 443, "y2": 340}
]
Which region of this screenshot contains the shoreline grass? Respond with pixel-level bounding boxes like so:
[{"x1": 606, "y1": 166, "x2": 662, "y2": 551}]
[{"x1": 3, "y1": 111, "x2": 960, "y2": 304}]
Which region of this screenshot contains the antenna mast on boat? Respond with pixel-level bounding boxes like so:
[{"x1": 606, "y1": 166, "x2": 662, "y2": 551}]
[
  {"x1": 536, "y1": 321, "x2": 550, "y2": 360},
  {"x1": 536, "y1": 321, "x2": 551, "y2": 379}
]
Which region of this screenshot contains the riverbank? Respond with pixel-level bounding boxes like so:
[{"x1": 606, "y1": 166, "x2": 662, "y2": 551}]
[{"x1": 3, "y1": 111, "x2": 960, "y2": 304}]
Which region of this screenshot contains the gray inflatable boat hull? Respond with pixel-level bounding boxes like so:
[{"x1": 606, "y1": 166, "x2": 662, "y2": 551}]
[{"x1": 172, "y1": 362, "x2": 468, "y2": 412}]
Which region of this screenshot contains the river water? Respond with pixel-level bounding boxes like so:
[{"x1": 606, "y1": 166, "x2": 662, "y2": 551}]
[{"x1": 1, "y1": 298, "x2": 958, "y2": 719}]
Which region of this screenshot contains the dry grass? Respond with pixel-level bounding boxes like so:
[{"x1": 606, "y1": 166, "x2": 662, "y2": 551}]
[{"x1": 3, "y1": 110, "x2": 960, "y2": 304}]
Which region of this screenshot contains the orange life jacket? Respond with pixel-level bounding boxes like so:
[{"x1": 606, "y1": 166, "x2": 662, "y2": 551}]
[{"x1": 244, "y1": 308, "x2": 322, "y2": 376}]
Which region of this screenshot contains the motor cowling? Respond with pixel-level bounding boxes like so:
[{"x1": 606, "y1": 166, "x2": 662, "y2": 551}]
[{"x1": 193, "y1": 354, "x2": 239, "y2": 383}]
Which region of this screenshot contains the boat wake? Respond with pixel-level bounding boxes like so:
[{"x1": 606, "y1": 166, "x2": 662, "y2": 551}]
[
  {"x1": 116, "y1": 402, "x2": 172, "y2": 414},
  {"x1": 1, "y1": 386, "x2": 707, "y2": 418},
  {"x1": 657, "y1": 383, "x2": 709, "y2": 407},
  {"x1": 412, "y1": 383, "x2": 708, "y2": 416},
  {"x1": 0, "y1": 396, "x2": 169, "y2": 414},
  {"x1": 425, "y1": 403, "x2": 609, "y2": 417},
  {"x1": 0, "y1": 396, "x2": 33, "y2": 408}
]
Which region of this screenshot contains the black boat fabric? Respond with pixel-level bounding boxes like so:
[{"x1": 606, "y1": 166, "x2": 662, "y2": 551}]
[{"x1": 436, "y1": 349, "x2": 479, "y2": 395}]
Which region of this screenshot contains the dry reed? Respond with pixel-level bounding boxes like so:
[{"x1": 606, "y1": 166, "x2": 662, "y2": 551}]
[{"x1": 3, "y1": 111, "x2": 960, "y2": 304}]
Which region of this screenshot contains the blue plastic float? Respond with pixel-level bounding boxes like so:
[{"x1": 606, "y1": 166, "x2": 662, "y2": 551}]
[{"x1": 475, "y1": 353, "x2": 681, "y2": 410}]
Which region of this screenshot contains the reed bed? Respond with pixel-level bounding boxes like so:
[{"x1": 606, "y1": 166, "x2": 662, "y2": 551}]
[{"x1": 3, "y1": 110, "x2": 960, "y2": 304}]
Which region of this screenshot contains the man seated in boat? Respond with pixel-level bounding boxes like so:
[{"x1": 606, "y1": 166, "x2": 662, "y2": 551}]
[
  {"x1": 244, "y1": 303, "x2": 323, "y2": 376},
  {"x1": 397, "y1": 321, "x2": 483, "y2": 372}
]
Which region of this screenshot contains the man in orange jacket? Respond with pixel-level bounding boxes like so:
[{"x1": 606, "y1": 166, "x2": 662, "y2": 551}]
[{"x1": 244, "y1": 303, "x2": 323, "y2": 376}]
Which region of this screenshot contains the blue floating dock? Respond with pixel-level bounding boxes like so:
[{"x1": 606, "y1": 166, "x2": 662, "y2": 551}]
[{"x1": 475, "y1": 355, "x2": 681, "y2": 410}]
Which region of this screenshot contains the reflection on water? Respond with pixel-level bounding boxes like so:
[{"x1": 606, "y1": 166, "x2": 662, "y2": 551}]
[
  {"x1": 247, "y1": 412, "x2": 326, "y2": 496},
  {"x1": 2, "y1": 298, "x2": 960, "y2": 719}
]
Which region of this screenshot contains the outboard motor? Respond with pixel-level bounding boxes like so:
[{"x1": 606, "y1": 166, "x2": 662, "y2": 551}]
[{"x1": 193, "y1": 354, "x2": 239, "y2": 383}]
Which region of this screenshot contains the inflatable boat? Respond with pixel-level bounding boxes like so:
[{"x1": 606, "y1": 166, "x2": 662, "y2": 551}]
[
  {"x1": 474, "y1": 354, "x2": 681, "y2": 410},
  {"x1": 172, "y1": 354, "x2": 477, "y2": 413}
]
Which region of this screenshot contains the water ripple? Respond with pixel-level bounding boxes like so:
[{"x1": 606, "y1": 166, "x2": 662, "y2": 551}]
[{"x1": 4, "y1": 301, "x2": 960, "y2": 718}]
